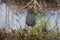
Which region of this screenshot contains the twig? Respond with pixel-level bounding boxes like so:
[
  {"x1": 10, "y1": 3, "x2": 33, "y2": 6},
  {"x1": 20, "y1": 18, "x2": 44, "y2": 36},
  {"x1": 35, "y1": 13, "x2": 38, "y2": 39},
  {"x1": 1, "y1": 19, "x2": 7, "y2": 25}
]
[{"x1": 21, "y1": 0, "x2": 33, "y2": 9}]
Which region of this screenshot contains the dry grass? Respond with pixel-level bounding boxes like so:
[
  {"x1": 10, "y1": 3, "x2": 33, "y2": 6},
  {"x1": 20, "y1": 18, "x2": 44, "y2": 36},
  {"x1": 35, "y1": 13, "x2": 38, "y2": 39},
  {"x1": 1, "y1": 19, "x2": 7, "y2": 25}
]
[{"x1": 0, "y1": 28, "x2": 60, "y2": 40}]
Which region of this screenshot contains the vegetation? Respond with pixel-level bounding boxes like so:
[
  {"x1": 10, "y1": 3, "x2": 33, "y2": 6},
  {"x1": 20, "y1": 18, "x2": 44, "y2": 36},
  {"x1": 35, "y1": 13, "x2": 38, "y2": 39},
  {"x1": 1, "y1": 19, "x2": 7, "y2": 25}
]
[
  {"x1": 0, "y1": 6, "x2": 60, "y2": 40},
  {"x1": 0, "y1": 0, "x2": 60, "y2": 40},
  {"x1": 1, "y1": 0, "x2": 60, "y2": 11}
]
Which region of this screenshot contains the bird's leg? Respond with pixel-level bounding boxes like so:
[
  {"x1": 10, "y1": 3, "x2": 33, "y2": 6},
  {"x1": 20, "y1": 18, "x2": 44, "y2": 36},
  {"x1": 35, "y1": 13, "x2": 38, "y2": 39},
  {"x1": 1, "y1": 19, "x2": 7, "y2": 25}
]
[
  {"x1": 26, "y1": 25, "x2": 29, "y2": 32},
  {"x1": 25, "y1": 25, "x2": 27, "y2": 30},
  {"x1": 31, "y1": 26, "x2": 34, "y2": 34}
]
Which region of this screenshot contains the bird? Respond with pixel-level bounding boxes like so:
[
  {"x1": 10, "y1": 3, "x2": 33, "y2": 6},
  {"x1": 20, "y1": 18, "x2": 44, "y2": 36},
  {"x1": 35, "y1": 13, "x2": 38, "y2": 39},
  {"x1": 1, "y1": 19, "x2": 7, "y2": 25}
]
[
  {"x1": 26, "y1": 10, "x2": 36, "y2": 32},
  {"x1": 26, "y1": 10, "x2": 36, "y2": 27}
]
